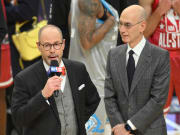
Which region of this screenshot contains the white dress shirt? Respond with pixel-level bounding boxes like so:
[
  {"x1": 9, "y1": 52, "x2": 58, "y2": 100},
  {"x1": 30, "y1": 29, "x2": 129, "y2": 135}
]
[{"x1": 126, "y1": 36, "x2": 146, "y2": 67}]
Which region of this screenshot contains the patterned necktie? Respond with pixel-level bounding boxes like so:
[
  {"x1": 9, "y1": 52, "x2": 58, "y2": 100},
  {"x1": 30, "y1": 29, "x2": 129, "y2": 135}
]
[{"x1": 127, "y1": 50, "x2": 135, "y2": 90}]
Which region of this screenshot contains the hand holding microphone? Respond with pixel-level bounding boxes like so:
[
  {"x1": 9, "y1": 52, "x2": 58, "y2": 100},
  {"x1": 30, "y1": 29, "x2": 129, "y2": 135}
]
[
  {"x1": 42, "y1": 76, "x2": 62, "y2": 99},
  {"x1": 42, "y1": 60, "x2": 63, "y2": 98}
]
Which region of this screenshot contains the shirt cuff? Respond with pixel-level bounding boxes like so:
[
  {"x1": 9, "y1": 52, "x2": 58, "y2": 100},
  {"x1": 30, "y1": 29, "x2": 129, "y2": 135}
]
[
  {"x1": 41, "y1": 91, "x2": 50, "y2": 105},
  {"x1": 127, "y1": 120, "x2": 137, "y2": 130}
]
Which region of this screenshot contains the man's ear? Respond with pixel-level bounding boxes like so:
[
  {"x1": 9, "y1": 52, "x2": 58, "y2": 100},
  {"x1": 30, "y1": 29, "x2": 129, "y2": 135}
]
[
  {"x1": 62, "y1": 39, "x2": 66, "y2": 50},
  {"x1": 36, "y1": 42, "x2": 41, "y2": 52},
  {"x1": 140, "y1": 21, "x2": 146, "y2": 33}
]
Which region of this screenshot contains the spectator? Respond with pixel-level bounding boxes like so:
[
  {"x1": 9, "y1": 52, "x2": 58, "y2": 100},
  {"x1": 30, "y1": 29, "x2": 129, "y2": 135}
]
[
  {"x1": 139, "y1": 0, "x2": 180, "y2": 114},
  {"x1": 49, "y1": 0, "x2": 71, "y2": 58},
  {"x1": 5, "y1": 0, "x2": 48, "y2": 77},
  {"x1": 69, "y1": 0, "x2": 119, "y2": 134},
  {"x1": 105, "y1": 0, "x2": 127, "y2": 45},
  {"x1": 0, "y1": 0, "x2": 6, "y2": 43},
  {"x1": 0, "y1": 0, "x2": 12, "y2": 135}
]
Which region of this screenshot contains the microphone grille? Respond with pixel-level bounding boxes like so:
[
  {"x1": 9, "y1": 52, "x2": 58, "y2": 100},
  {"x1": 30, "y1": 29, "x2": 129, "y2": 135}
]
[{"x1": 50, "y1": 60, "x2": 59, "y2": 67}]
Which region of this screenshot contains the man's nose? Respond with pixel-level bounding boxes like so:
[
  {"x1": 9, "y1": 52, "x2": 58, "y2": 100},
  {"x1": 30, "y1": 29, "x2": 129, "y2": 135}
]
[
  {"x1": 49, "y1": 45, "x2": 55, "y2": 52},
  {"x1": 119, "y1": 25, "x2": 126, "y2": 33}
]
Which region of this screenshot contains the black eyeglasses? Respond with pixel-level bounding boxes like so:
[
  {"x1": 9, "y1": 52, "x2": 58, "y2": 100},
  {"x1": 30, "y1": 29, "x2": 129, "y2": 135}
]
[
  {"x1": 39, "y1": 42, "x2": 63, "y2": 51},
  {"x1": 119, "y1": 20, "x2": 144, "y2": 29}
]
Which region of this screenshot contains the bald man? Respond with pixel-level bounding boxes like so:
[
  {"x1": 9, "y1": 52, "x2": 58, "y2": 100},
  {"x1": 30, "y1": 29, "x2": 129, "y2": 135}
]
[
  {"x1": 11, "y1": 24, "x2": 100, "y2": 135},
  {"x1": 104, "y1": 5, "x2": 170, "y2": 135}
]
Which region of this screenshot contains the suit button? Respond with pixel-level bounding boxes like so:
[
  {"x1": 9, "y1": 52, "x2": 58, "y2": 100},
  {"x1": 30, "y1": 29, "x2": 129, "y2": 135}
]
[
  {"x1": 128, "y1": 105, "x2": 132, "y2": 111},
  {"x1": 128, "y1": 108, "x2": 131, "y2": 112}
]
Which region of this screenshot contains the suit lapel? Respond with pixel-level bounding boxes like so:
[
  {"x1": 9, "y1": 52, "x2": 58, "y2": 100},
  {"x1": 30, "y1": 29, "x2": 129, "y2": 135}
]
[
  {"x1": 36, "y1": 59, "x2": 48, "y2": 89},
  {"x1": 63, "y1": 59, "x2": 81, "y2": 118},
  {"x1": 115, "y1": 45, "x2": 129, "y2": 97},
  {"x1": 130, "y1": 41, "x2": 152, "y2": 95},
  {"x1": 36, "y1": 60, "x2": 60, "y2": 124}
]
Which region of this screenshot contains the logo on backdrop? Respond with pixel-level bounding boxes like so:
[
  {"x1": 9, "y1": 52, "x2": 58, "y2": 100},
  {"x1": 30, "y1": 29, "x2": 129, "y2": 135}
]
[{"x1": 86, "y1": 114, "x2": 104, "y2": 134}]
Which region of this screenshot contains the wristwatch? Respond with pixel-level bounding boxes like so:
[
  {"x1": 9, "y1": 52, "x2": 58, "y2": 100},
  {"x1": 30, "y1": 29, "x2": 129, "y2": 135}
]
[{"x1": 125, "y1": 123, "x2": 132, "y2": 131}]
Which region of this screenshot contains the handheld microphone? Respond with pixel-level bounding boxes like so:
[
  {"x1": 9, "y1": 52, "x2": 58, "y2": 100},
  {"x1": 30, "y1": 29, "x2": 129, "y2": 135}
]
[{"x1": 49, "y1": 60, "x2": 62, "y2": 97}]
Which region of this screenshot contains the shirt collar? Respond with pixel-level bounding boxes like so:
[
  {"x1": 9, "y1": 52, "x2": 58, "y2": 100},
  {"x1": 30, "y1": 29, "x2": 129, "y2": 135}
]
[
  {"x1": 43, "y1": 60, "x2": 65, "y2": 72},
  {"x1": 127, "y1": 36, "x2": 146, "y2": 57}
]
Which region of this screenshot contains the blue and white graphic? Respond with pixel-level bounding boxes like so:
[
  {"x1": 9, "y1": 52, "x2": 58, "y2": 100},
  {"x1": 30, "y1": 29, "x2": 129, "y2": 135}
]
[{"x1": 86, "y1": 114, "x2": 104, "y2": 134}]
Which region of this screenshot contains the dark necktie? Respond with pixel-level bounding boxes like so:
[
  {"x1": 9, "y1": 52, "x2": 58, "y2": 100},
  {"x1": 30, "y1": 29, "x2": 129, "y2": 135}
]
[{"x1": 127, "y1": 50, "x2": 135, "y2": 90}]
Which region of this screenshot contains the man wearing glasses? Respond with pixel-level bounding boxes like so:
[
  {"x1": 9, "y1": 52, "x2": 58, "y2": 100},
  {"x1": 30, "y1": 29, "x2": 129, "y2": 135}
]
[
  {"x1": 104, "y1": 5, "x2": 170, "y2": 135},
  {"x1": 11, "y1": 24, "x2": 100, "y2": 135}
]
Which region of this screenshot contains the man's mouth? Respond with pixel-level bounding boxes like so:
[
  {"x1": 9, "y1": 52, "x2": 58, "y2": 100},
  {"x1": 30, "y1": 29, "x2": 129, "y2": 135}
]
[{"x1": 48, "y1": 56, "x2": 57, "y2": 59}]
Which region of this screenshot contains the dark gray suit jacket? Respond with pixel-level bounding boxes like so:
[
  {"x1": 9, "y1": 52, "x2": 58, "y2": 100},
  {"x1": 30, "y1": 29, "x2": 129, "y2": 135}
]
[
  {"x1": 104, "y1": 41, "x2": 170, "y2": 135},
  {"x1": 11, "y1": 58, "x2": 100, "y2": 135}
]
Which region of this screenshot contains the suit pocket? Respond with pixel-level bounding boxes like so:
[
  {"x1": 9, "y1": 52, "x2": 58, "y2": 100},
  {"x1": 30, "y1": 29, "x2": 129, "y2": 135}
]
[
  {"x1": 77, "y1": 85, "x2": 86, "y2": 101},
  {"x1": 149, "y1": 116, "x2": 166, "y2": 128},
  {"x1": 78, "y1": 84, "x2": 85, "y2": 91}
]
